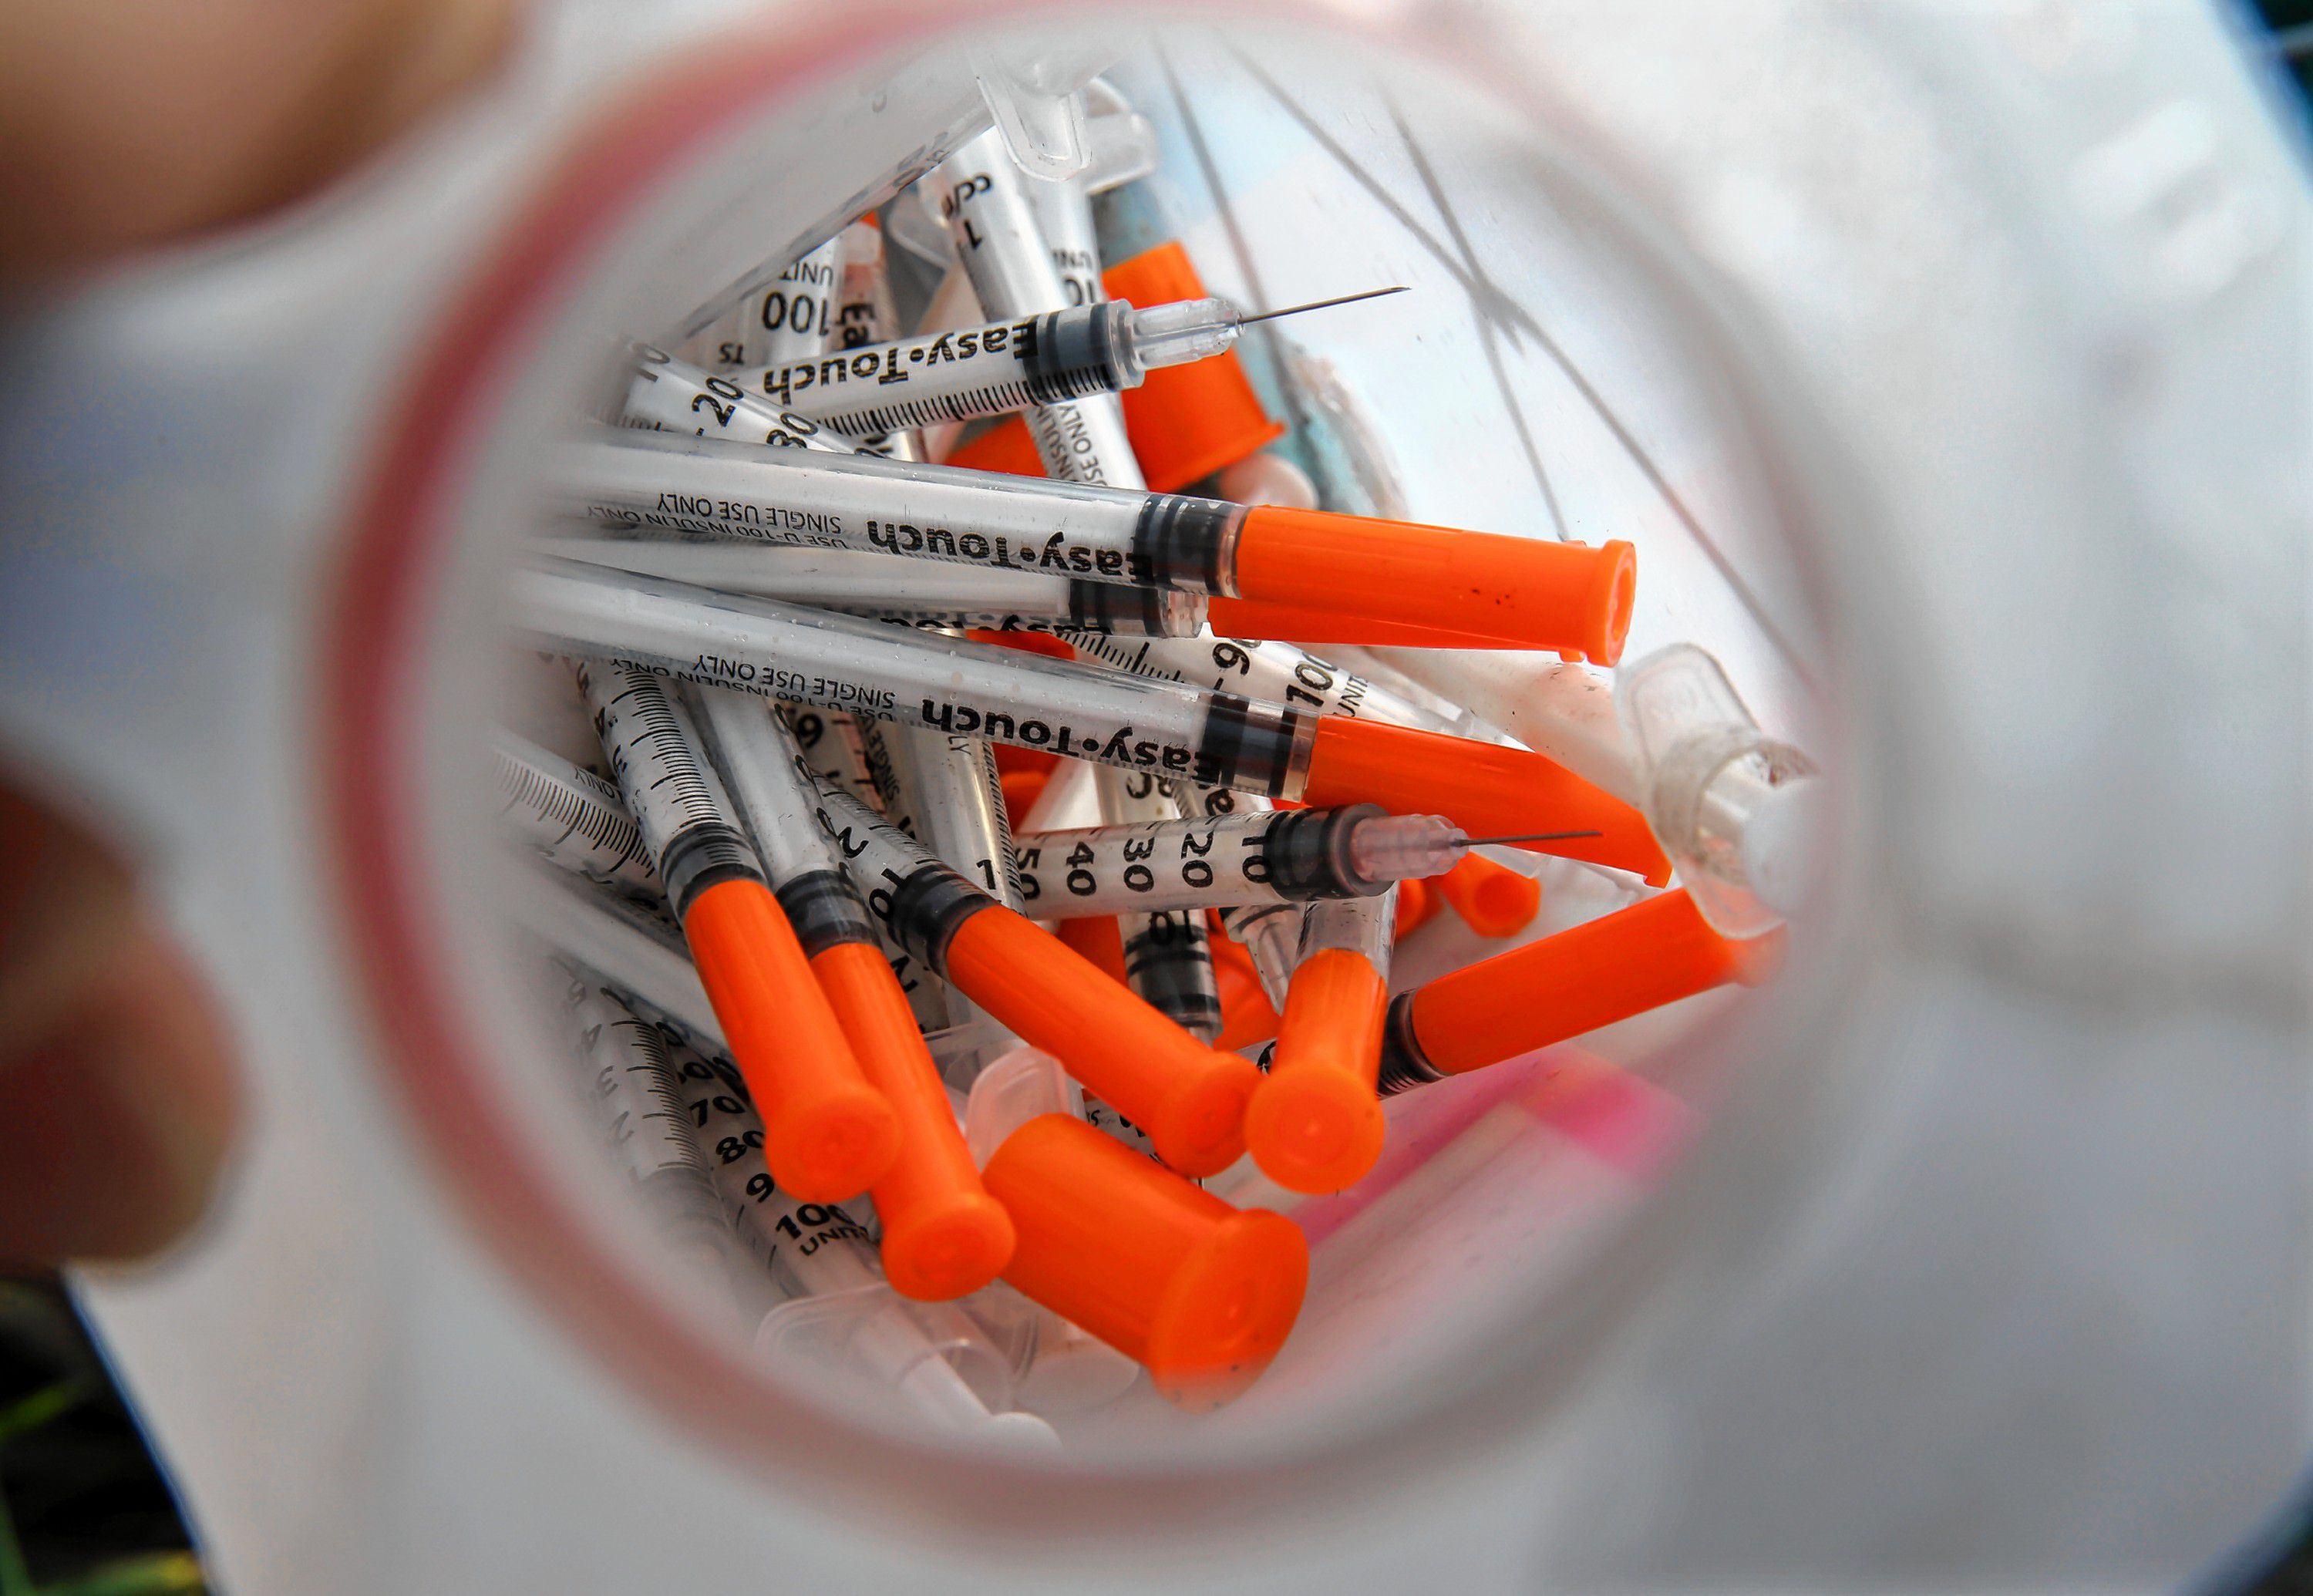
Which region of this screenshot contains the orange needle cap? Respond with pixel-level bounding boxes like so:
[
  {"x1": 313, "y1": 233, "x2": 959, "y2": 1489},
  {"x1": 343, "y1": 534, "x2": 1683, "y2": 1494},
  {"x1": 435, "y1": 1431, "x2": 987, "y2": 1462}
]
[
  {"x1": 810, "y1": 940, "x2": 1013, "y2": 1299},
  {"x1": 1245, "y1": 948, "x2": 1389, "y2": 1194},
  {"x1": 983, "y1": 1113, "x2": 1308, "y2": 1409},
  {"x1": 944, "y1": 907, "x2": 1260, "y2": 1177},
  {"x1": 1406, "y1": 888, "x2": 1786, "y2": 1077},
  {"x1": 1236, "y1": 509, "x2": 1636, "y2": 664},
  {"x1": 1306, "y1": 718, "x2": 1672, "y2": 885},
  {"x1": 682, "y1": 880, "x2": 899, "y2": 1202}
]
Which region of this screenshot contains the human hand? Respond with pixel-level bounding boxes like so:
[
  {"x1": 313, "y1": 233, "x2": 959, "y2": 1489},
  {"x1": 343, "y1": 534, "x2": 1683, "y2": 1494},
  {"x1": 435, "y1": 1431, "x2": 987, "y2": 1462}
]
[{"x1": 0, "y1": 0, "x2": 523, "y2": 1266}]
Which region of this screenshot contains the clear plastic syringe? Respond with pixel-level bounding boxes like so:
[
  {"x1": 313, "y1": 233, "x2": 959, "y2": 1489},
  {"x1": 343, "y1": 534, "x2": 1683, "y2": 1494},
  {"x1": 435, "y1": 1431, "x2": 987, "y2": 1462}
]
[
  {"x1": 491, "y1": 729, "x2": 658, "y2": 900},
  {"x1": 1095, "y1": 768, "x2": 1224, "y2": 1044},
  {"x1": 510, "y1": 861, "x2": 725, "y2": 1053},
  {"x1": 621, "y1": 343, "x2": 861, "y2": 454},
  {"x1": 540, "y1": 534, "x2": 1205, "y2": 638},
  {"x1": 1066, "y1": 634, "x2": 1449, "y2": 729},
  {"x1": 734, "y1": 289, "x2": 1406, "y2": 438},
  {"x1": 1011, "y1": 803, "x2": 1570, "y2": 919},
  {"x1": 553, "y1": 429, "x2": 1637, "y2": 662},
  {"x1": 547, "y1": 968, "x2": 734, "y2": 1281},
  {"x1": 575, "y1": 658, "x2": 898, "y2": 1201},
  {"x1": 923, "y1": 124, "x2": 1143, "y2": 489},
  {"x1": 517, "y1": 561, "x2": 1673, "y2": 878}
]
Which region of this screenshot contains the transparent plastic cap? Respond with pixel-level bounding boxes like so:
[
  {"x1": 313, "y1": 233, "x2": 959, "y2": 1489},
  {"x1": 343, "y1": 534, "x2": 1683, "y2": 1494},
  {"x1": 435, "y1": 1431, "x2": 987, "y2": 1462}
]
[
  {"x1": 969, "y1": 47, "x2": 1113, "y2": 180},
  {"x1": 1120, "y1": 296, "x2": 1242, "y2": 377},
  {"x1": 1614, "y1": 643, "x2": 1818, "y2": 938},
  {"x1": 1344, "y1": 813, "x2": 1466, "y2": 886}
]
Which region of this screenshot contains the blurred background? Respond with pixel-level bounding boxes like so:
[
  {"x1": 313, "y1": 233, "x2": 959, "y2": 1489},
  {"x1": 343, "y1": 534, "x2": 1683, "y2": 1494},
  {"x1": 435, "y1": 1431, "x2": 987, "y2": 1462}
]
[{"x1": 0, "y1": 3, "x2": 2305, "y2": 1593}]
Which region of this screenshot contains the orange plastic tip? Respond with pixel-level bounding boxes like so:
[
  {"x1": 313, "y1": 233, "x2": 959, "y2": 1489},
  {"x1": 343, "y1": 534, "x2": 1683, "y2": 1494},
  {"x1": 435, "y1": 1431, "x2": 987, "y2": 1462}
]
[
  {"x1": 1205, "y1": 597, "x2": 1541, "y2": 650},
  {"x1": 944, "y1": 907, "x2": 1259, "y2": 1177},
  {"x1": 1234, "y1": 509, "x2": 1636, "y2": 665},
  {"x1": 682, "y1": 880, "x2": 898, "y2": 1201},
  {"x1": 1434, "y1": 851, "x2": 1543, "y2": 939},
  {"x1": 810, "y1": 941, "x2": 1013, "y2": 1299},
  {"x1": 1407, "y1": 889, "x2": 1787, "y2": 1076},
  {"x1": 1305, "y1": 718, "x2": 1672, "y2": 885},
  {"x1": 1106, "y1": 241, "x2": 1286, "y2": 491},
  {"x1": 983, "y1": 1113, "x2": 1308, "y2": 1409},
  {"x1": 1245, "y1": 948, "x2": 1388, "y2": 1194}
]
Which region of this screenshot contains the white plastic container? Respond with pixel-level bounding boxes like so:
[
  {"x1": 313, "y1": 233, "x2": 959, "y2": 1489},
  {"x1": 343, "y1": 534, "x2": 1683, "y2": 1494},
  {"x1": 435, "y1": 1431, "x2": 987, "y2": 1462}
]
[{"x1": 0, "y1": 2, "x2": 2305, "y2": 1591}]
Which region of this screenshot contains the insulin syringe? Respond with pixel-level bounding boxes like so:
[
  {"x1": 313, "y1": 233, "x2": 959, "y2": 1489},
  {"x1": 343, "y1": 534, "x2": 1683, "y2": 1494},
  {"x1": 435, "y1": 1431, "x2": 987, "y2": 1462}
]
[
  {"x1": 557, "y1": 428, "x2": 1637, "y2": 659},
  {"x1": 1013, "y1": 804, "x2": 1595, "y2": 918},
  {"x1": 734, "y1": 288, "x2": 1405, "y2": 437},
  {"x1": 492, "y1": 729, "x2": 658, "y2": 899},
  {"x1": 541, "y1": 534, "x2": 1202, "y2": 638},
  {"x1": 516, "y1": 561, "x2": 1672, "y2": 879},
  {"x1": 623, "y1": 344, "x2": 859, "y2": 453},
  {"x1": 550, "y1": 969, "x2": 732, "y2": 1278}
]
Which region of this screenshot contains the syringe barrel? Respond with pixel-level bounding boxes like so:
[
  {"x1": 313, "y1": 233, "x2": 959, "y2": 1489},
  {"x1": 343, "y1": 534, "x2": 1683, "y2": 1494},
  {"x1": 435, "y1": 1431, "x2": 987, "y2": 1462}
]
[
  {"x1": 512, "y1": 866, "x2": 722, "y2": 1052},
  {"x1": 520, "y1": 563, "x2": 1318, "y2": 800},
  {"x1": 622, "y1": 345, "x2": 857, "y2": 453},
  {"x1": 686, "y1": 685, "x2": 883, "y2": 958},
  {"x1": 490, "y1": 730, "x2": 659, "y2": 900},
  {"x1": 555, "y1": 429, "x2": 1247, "y2": 593},
  {"x1": 1066, "y1": 633, "x2": 1439, "y2": 727},
  {"x1": 738, "y1": 301, "x2": 1139, "y2": 436},
  {"x1": 1011, "y1": 803, "x2": 1418, "y2": 917},
  {"x1": 574, "y1": 660, "x2": 765, "y2": 917},
  {"x1": 554, "y1": 976, "x2": 727, "y2": 1244},
  {"x1": 924, "y1": 128, "x2": 1145, "y2": 490},
  {"x1": 739, "y1": 237, "x2": 841, "y2": 371},
  {"x1": 544, "y1": 530, "x2": 1206, "y2": 638},
  {"x1": 1097, "y1": 768, "x2": 1223, "y2": 1044},
  {"x1": 806, "y1": 778, "x2": 992, "y2": 974},
  {"x1": 670, "y1": 1034, "x2": 880, "y2": 1298}
]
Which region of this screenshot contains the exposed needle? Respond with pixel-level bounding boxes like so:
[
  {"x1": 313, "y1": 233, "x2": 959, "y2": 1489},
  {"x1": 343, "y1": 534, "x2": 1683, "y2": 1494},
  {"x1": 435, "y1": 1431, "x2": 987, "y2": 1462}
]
[
  {"x1": 1237, "y1": 285, "x2": 1412, "y2": 325},
  {"x1": 1457, "y1": 830, "x2": 1604, "y2": 847}
]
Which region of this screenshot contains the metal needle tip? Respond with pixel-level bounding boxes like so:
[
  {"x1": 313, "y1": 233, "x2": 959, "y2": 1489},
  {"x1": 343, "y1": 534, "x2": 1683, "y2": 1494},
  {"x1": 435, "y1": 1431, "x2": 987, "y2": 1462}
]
[
  {"x1": 1237, "y1": 285, "x2": 1412, "y2": 325},
  {"x1": 1456, "y1": 830, "x2": 1604, "y2": 847}
]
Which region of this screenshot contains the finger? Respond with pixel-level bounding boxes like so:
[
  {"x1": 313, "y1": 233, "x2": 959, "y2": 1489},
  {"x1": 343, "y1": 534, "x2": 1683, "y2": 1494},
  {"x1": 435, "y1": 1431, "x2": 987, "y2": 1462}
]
[
  {"x1": 0, "y1": 0, "x2": 524, "y2": 285},
  {"x1": 0, "y1": 789, "x2": 240, "y2": 1268}
]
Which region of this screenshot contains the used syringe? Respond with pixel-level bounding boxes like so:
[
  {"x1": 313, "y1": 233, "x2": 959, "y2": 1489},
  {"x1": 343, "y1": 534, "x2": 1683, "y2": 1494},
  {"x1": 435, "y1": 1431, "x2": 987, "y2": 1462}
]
[
  {"x1": 803, "y1": 773, "x2": 1261, "y2": 1178},
  {"x1": 550, "y1": 969, "x2": 732, "y2": 1278},
  {"x1": 490, "y1": 729, "x2": 658, "y2": 899},
  {"x1": 688, "y1": 685, "x2": 1015, "y2": 1301},
  {"x1": 556, "y1": 429, "x2": 1638, "y2": 661},
  {"x1": 1012, "y1": 803, "x2": 1595, "y2": 918},
  {"x1": 1063, "y1": 633, "x2": 1449, "y2": 730},
  {"x1": 622, "y1": 344, "x2": 858, "y2": 453},
  {"x1": 576, "y1": 659, "x2": 898, "y2": 1200},
  {"x1": 735, "y1": 288, "x2": 1406, "y2": 437},
  {"x1": 541, "y1": 534, "x2": 1204, "y2": 638},
  {"x1": 1093, "y1": 767, "x2": 1223, "y2": 1044},
  {"x1": 516, "y1": 561, "x2": 1671, "y2": 879}
]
